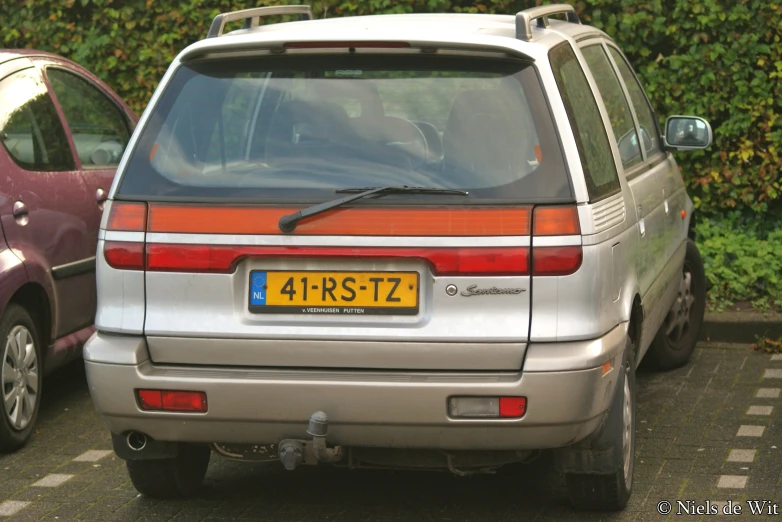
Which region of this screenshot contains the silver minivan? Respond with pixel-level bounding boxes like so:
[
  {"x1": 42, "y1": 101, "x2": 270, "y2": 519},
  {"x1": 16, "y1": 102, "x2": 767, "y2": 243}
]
[{"x1": 85, "y1": 4, "x2": 712, "y2": 511}]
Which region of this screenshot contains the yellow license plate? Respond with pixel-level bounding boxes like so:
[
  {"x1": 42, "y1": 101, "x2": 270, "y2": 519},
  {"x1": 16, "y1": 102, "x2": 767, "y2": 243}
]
[{"x1": 249, "y1": 271, "x2": 419, "y2": 315}]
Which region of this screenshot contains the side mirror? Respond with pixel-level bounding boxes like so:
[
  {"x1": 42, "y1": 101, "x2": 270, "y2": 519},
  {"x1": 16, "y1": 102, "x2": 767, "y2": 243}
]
[{"x1": 663, "y1": 116, "x2": 712, "y2": 151}]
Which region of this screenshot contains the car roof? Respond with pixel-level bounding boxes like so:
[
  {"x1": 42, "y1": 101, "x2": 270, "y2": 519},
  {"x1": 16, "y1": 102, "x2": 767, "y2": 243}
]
[
  {"x1": 0, "y1": 49, "x2": 70, "y2": 65},
  {"x1": 177, "y1": 12, "x2": 608, "y2": 64}
]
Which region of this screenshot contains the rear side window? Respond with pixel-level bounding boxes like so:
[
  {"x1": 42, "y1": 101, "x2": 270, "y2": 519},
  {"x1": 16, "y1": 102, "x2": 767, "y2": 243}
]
[
  {"x1": 549, "y1": 43, "x2": 620, "y2": 201},
  {"x1": 117, "y1": 55, "x2": 572, "y2": 204},
  {"x1": 580, "y1": 45, "x2": 643, "y2": 171},
  {"x1": 0, "y1": 69, "x2": 75, "y2": 172}
]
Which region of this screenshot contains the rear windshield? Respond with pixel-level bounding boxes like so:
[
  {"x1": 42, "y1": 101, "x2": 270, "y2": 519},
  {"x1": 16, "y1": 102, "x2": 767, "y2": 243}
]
[{"x1": 117, "y1": 54, "x2": 572, "y2": 203}]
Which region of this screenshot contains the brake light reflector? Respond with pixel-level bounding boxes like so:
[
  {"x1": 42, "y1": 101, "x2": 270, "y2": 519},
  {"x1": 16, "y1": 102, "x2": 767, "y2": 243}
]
[
  {"x1": 533, "y1": 206, "x2": 580, "y2": 236},
  {"x1": 104, "y1": 241, "x2": 145, "y2": 270},
  {"x1": 532, "y1": 246, "x2": 583, "y2": 276},
  {"x1": 146, "y1": 244, "x2": 529, "y2": 276},
  {"x1": 499, "y1": 397, "x2": 527, "y2": 418},
  {"x1": 137, "y1": 390, "x2": 163, "y2": 410},
  {"x1": 107, "y1": 202, "x2": 147, "y2": 232},
  {"x1": 137, "y1": 390, "x2": 208, "y2": 413},
  {"x1": 284, "y1": 41, "x2": 411, "y2": 49}
]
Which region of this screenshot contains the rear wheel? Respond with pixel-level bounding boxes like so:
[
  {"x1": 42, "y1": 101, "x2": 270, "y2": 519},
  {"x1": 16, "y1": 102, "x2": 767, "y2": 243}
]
[
  {"x1": 646, "y1": 239, "x2": 706, "y2": 370},
  {"x1": 0, "y1": 304, "x2": 42, "y2": 453},
  {"x1": 126, "y1": 444, "x2": 211, "y2": 498},
  {"x1": 564, "y1": 340, "x2": 636, "y2": 511}
]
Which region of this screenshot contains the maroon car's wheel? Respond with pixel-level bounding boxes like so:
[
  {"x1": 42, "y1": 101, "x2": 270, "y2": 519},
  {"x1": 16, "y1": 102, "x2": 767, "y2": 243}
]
[{"x1": 0, "y1": 304, "x2": 42, "y2": 453}]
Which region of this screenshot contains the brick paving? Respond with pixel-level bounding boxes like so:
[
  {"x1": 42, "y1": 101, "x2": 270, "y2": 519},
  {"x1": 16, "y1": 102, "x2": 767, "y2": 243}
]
[{"x1": 1, "y1": 343, "x2": 781, "y2": 521}]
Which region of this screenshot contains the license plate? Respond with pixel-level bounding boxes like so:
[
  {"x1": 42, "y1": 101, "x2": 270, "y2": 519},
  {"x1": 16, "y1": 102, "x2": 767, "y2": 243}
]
[{"x1": 249, "y1": 271, "x2": 420, "y2": 315}]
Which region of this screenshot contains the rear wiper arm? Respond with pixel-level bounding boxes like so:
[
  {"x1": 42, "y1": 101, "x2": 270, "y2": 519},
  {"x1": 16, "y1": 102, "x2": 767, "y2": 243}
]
[{"x1": 278, "y1": 185, "x2": 468, "y2": 234}]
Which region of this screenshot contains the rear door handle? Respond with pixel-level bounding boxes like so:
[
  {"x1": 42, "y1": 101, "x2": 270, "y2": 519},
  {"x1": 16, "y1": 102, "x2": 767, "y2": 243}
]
[
  {"x1": 637, "y1": 205, "x2": 645, "y2": 237},
  {"x1": 663, "y1": 188, "x2": 669, "y2": 214}
]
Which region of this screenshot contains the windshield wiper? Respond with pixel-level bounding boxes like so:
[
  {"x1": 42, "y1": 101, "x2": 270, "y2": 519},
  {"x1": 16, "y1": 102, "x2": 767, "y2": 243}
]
[{"x1": 278, "y1": 186, "x2": 468, "y2": 233}]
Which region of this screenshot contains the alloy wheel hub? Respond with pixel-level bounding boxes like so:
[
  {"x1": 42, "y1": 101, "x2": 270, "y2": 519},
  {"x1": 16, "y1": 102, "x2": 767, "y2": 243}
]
[
  {"x1": 1, "y1": 325, "x2": 39, "y2": 431},
  {"x1": 665, "y1": 270, "x2": 695, "y2": 346}
]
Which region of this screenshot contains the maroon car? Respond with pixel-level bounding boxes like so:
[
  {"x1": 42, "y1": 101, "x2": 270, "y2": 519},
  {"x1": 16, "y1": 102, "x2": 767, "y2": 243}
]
[{"x1": 0, "y1": 50, "x2": 137, "y2": 451}]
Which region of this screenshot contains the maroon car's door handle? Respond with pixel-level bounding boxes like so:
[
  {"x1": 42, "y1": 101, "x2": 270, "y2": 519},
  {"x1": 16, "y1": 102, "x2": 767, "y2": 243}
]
[
  {"x1": 12, "y1": 201, "x2": 28, "y2": 217},
  {"x1": 96, "y1": 188, "x2": 107, "y2": 203},
  {"x1": 12, "y1": 201, "x2": 29, "y2": 226}
]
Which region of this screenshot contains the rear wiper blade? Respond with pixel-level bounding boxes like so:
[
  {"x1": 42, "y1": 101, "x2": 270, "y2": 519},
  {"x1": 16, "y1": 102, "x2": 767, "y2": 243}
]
[{"x1": 278, "y1": 185, "x2": 468, "y2": 234}]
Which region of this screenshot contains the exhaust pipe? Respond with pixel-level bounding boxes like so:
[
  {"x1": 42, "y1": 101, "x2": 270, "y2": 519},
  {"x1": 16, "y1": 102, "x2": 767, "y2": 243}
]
[{"x1": 126, "y1": 431, "x2": 148, "y2": 452}]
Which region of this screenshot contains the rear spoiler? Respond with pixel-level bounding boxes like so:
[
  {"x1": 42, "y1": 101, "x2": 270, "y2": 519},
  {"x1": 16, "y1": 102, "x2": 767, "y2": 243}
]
[{"x1": 180, "y1": 39, "x2": 535, "y2": 63}]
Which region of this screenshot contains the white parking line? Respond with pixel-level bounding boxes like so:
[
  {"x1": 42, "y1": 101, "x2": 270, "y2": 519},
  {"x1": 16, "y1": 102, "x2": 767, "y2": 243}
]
[
  {"x1": 747, "y1": 405, "x2": 773, "y2": 416},
  {"x1": 727, "y1": 449, "x2": 756, "y2": 462},
  {"x1": 756, "y1": 388, "x2": 781, "y2": 398},
  {"x1": 31, "y1": 474, "x2": 74, "y2": 487},
  {"x1": 0, "y1": 501, "x2": 30, "y2": 517},
  {"x1": 737, "y1": 425, "x2": 765, "y2": 437},
  {"x1": 717, "y1": 475, "x2": 748, "y2": 489},
  {"x1": 763, "y1": 369, "x2": 782, "y2": 379},
  {"x1": 73, "y1": 450, "x2": 113, "y2": 462},
  {"x1": 770, "y1": 354, "x2": 782, "y2": 361}
]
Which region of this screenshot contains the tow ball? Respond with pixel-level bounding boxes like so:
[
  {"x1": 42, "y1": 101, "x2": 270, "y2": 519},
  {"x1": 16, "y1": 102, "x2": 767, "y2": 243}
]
[{"x1": 278, "y1": 411, "x2": 344, "y2": 471}]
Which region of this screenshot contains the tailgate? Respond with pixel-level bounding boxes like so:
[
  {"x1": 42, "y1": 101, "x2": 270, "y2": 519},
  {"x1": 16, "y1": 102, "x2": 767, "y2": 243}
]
[{"x1": 140, "y1": 204, "x2": 532, "y2": 370}]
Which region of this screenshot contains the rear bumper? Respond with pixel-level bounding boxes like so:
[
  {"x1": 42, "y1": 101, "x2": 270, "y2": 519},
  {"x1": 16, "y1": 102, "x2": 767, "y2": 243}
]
[{"x1": 84, "y1": 323, "x2": 628, "y2": 451}]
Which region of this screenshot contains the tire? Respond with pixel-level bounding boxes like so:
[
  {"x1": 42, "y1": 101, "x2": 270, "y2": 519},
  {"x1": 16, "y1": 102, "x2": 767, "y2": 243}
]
[
  {"x1": 0, "y1": 304, "x2": 43, "y2": 453},
  {"x1": 564, "y1": 340, "x2": 636, "y2": 511},
  {"x1": 646, "y1": 239, "x2": 706, "y2": 370},
  {"x1": 126, "y1": 444, "x2": 211, "y2": 498}
]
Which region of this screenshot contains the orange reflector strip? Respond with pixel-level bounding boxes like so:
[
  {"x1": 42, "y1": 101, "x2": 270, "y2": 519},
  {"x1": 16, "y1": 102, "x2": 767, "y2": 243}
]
[
  {"x1": 534, "y1": 145, "x2": 543, "y2": 163},
  {"x1": 147, "y1": 205, "x2": 531, "y2": 236},
  {"x1": 107, "y1": 202, "x2": 147, "y2": 232},
  {"x1": 533, "y1": 206, "x2": 580, "y2": 236},
  {"x1": 601, "y1": 361, "x2": 612, "y2": 375},
  {"x1": 149, "y1": 143, "x2": 159, "y2": 162},
  {"x1": 681, "y1": 210, "x2": 687, "y2": 219}
]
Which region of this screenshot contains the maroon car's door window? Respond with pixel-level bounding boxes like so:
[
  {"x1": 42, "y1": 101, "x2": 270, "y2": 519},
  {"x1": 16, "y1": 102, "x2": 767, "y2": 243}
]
[
  {"x1": 0, "y1": 68, "x2": 97, "y2": 339},
  {"x1": 46, "y1": 68, "x2": 131, "y2": 168},
  {"x1": 0, "y1": 69, "x2": 74, "y2": 172},
  {"x1": 44, "y1": 65, "x2": 132, "y2": 263}
]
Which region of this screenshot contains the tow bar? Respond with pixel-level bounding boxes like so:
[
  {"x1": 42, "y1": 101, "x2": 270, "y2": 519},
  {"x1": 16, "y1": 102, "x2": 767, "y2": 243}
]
[{"x1": 278, "y1": 411, "x2": 344, "y2": 471}]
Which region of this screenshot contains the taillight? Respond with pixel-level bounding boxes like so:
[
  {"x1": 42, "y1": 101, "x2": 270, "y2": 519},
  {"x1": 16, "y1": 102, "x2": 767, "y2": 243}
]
[
  {"x1": 532, "y1": 246, "x2": 583, "y2": 276},
  {"x1": 105, "y1": 203, "x2": 534, "y2": 274},
  {"x1": 107, "y1": 202, "x2": 147, "y2": 232},
  {"x1": 145, "y1": 244, "x2": 529, "y2": 276},
  {"x1": 533, "y1": 206, "x2": 580, "y2": 236},
  {"x1": 104, "y1": 241, "x2": 145, "y2": 270},
  {"x1": 449, "y1": 396, "x2": 527, "y2": 419},
  {"x1": 532, "y1": 206, "x2": 582, "y2": 276},
  {"x1": 137, "y1": 389, "x2": 208, "y2": 413}
]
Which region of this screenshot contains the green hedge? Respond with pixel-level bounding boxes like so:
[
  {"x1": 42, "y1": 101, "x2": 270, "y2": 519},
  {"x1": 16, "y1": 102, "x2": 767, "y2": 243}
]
[
  {"x1": 2, "y1": 0, "x2": 779, "y2": 218},
  {"x1": 2, "y1": 0, "x2": 780, "y2": 308}
]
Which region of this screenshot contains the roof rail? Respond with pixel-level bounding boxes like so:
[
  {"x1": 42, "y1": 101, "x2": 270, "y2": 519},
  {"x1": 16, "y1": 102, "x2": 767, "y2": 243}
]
[
  {"x1": 515, "y1": 4, "x2": 580, "y2": 42},
  {"x1": 207, "y1": 5, "x2": 313, "y2": 39}
]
